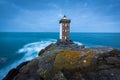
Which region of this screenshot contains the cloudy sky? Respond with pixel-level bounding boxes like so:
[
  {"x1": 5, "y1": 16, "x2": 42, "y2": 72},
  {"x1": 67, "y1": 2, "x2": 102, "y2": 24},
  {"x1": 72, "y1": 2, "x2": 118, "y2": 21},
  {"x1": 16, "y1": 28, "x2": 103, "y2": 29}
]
[{"x1": 0, "y1": 0, "x2": 120, "y2": 32}]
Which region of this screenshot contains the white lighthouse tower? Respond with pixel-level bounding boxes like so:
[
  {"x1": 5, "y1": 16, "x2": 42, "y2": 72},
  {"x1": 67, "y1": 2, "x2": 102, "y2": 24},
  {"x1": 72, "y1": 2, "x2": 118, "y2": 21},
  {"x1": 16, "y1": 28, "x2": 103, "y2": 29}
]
[{"x1": 59, "y1": 16, "x2": 71, "y2": 42}]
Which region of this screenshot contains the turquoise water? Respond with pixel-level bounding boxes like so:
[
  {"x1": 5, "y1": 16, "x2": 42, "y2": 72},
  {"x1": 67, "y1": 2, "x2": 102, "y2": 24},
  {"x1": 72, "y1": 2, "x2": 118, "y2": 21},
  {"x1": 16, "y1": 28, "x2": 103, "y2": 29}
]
[{"x1": 0, "y1": 32, "x2": 120, "y2": 79}]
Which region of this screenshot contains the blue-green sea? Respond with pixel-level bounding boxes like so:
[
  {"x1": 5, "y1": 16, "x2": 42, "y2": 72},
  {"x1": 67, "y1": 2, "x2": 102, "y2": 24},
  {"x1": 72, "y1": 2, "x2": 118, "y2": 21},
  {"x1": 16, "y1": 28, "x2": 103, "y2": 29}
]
[{"x1": 0, "y1": 32, "x2": 120, "y2": 79}]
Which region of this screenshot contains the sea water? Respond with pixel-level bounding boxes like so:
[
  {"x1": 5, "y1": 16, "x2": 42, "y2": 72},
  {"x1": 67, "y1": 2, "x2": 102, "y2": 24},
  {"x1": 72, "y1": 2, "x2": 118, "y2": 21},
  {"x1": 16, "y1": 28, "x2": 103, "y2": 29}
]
[{"x1": 0, "y1": 32, "x2": 120, "y2": 79}]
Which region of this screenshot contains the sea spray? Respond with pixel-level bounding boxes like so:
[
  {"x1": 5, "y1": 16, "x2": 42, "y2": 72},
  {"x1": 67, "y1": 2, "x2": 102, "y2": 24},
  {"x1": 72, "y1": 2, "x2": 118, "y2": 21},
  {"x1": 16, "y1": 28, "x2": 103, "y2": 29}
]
[
  {"x1": 0, "y1": 39, "x2": 87, "y2": 79},
  {"x1": 0, "y1": 40, "x2": 56, "y2": 79}
]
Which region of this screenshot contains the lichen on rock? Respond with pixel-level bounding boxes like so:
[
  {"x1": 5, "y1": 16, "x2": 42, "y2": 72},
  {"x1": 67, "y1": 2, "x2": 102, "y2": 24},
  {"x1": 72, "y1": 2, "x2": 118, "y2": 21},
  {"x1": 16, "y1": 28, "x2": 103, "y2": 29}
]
[
  {"x1": 54, "y1": 50, "x2": 82, "y2": 70},
  {"x1": 54, "y1": 49, "x2": 97, "y2": 73}
]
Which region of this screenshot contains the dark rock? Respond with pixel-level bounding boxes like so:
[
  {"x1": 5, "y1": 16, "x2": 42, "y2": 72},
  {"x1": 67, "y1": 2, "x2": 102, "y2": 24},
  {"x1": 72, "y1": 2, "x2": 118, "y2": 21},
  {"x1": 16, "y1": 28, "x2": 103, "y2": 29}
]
[
  {"x1": 118, "y1": 53, "x2": 120, "y2": 57},
  {"x1": 16, "y1": 61, "x2": 30, "y2": 70},
  {"x1": 62, "y1": 69, "x2": 84, "y2": 80},
  {"x1": 45, "y1": 43, "x2": 54, "y2": 50},
  {"x1": 3, "y1": 61, "x2": 29, "y2": 80},
  {"x1": 38, "y1": 43, "x2": 54, "y2": 56},
  {"x1": 90, "y1": 46, "x2": 114, "y2": 54},
  {"x1": 56, "y1": 39, "x2": 74, "y2": 45},
  {"x1": 106, "y1": 57, "x2": 120, "y2": 65},
  {"x1": 84, "y1": 69, "x2": 120, "y2": 80},
  {"x1": 98, "y1": 65, "x2": 114, "y2": 70},
  {"x1": 38, "y1": 49, "x2": 45, "y2": 56},
  {"x1": 3, "y1": 68, "x2": 18, "y2": 80},
  {"x1": 14, "y1": 59, "x2": 40, "y2": 80},
  {"x1": 37, "y1": 50, "x2": 61, "y2": 80},
  {"x1": 55, "y1": 42, "x2": 85, "y2": 51},
  {"x1": 108, "y1": 49, "x2": 120, "y2": 57},
  {"x1": 53, "y1": 71, "x2": 67, "y2": 80}
]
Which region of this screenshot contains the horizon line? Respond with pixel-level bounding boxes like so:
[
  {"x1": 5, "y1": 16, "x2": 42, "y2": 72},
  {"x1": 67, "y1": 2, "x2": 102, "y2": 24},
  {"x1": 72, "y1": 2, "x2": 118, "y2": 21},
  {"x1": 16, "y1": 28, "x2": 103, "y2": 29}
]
[{"x1": 0, "y1": 31, "x2": 120, "y2": 33}]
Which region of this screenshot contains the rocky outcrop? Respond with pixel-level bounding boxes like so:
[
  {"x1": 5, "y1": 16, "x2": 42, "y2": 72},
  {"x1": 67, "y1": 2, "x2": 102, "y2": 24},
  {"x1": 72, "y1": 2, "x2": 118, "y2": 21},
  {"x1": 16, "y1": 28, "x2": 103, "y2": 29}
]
[
  {"x1": 3, "y1": 61, "x2": 29, "y2": 80},
  {"x1": 38, "y1": 42, "x2": 85, "y2": 56},
  {"x1": 38, "y1": 43, "x2": 54, "y2": 56},
  {"x1": 3, "y1": 42, "x2": 120, "y2": 80},
  {"x1": 83, "y1": 48, "x2": 120, "y2": 80}
]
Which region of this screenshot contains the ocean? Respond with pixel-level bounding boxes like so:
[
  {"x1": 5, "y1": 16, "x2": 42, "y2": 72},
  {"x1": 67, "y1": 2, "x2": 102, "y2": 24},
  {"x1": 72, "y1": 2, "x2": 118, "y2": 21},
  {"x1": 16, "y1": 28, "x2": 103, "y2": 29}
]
[{"x1": 0, "y1": 32, "x2": 120, "y2": 79}]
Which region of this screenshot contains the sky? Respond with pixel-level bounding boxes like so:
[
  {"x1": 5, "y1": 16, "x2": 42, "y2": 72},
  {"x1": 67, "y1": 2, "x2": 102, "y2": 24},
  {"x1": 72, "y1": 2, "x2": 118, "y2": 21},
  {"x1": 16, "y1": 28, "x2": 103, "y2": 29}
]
[{"x1": 0, "y1": 0, "x2": 120, "y2": 32}]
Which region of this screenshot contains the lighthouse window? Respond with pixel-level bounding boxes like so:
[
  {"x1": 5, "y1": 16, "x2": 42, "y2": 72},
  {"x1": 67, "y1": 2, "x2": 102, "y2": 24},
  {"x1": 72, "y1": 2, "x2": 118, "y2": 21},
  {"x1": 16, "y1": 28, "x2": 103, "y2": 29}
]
[
  {"x1": 68, "y1": 24, "x2": 69, "y2": 26},
  {"x1": 65, "y1": 24, "x2": 67, "y2": 26},
  {"x1": 65, "y1": 30, "x2": 66, "y2": 32},
  {"x1": 65, "y1": 36, "x2": 66, "y2": 39}
]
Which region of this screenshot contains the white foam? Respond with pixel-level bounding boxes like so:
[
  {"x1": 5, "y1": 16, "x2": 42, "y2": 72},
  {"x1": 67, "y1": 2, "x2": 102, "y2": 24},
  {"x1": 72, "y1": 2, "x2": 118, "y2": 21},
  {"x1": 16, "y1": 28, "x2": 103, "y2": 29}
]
[
  {"x1": 74, "y1": 41, "x2": 83, "y2": 45},
  {"x1": 0, "y1": 40, "x2": 56, "y2": 79}
]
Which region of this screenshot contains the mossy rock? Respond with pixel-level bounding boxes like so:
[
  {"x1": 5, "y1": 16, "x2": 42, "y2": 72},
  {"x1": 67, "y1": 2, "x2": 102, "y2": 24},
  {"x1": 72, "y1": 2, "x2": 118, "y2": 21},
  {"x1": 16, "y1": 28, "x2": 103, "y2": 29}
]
[{"x1": 54, "y1": 50, "x2": 97, "y2": 71}]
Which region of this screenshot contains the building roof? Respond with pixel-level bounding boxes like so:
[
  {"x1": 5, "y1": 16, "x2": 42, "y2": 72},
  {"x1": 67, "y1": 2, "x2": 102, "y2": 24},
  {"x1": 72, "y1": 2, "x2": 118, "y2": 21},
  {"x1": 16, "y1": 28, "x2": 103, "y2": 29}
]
[{"x1": 59, "y1": 16, "x2": 71, "y2": 23}]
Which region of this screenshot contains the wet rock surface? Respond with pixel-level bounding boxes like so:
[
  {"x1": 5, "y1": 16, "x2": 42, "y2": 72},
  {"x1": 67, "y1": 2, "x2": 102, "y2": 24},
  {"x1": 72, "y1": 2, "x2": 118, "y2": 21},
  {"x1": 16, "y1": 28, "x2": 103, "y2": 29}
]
[
  {"x1": 3, "y1": 41, "x2": 120, "y2": 80},
  {"x1": 3, "y1": 61, "x2": 30, "y2": 80}
]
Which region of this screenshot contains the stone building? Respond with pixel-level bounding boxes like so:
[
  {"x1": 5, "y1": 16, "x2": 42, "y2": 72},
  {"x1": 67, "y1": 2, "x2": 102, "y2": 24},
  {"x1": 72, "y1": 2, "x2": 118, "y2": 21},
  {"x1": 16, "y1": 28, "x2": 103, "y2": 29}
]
[{"x1": 59, "y1": 16, "x2": 71, "y2": 42}]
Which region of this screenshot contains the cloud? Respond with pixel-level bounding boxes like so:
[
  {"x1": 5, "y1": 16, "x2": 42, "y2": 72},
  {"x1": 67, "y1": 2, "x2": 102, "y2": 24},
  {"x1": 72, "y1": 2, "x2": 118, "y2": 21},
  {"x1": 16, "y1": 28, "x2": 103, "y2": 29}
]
[
  {"x1": 0, "y1": 0, "x2": 120, "y2": 32},
  {"x1": 6, "y1": 9, "x2": 62, "y2": 32}
]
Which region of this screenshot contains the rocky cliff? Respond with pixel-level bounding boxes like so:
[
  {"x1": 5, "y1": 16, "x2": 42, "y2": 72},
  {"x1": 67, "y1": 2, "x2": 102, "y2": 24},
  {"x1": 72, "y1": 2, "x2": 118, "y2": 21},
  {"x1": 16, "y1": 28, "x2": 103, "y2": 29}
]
[{"x1": 3, "y1": 41, "x2": 120, "y2": 80}]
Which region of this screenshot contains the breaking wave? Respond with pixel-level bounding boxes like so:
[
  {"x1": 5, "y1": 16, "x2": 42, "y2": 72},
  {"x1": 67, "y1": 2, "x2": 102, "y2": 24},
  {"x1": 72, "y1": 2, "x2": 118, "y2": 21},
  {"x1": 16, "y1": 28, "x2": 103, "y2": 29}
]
[
  {"x1": 17, "y1": 40, "x2": 56, "y2": 60},
  {"x1": 0, "y1": 39, "x2": 83, "y2": 79},
  {"x1": 0, "y1": 39, "x2": 56, "y2": 79}
]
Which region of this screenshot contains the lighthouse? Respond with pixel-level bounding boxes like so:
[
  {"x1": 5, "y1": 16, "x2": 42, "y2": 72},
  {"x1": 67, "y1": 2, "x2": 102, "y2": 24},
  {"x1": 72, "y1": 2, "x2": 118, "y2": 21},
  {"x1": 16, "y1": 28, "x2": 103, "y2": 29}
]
[{"x1": 59, "y1": 16, "x2": 71, "y2": 42}]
